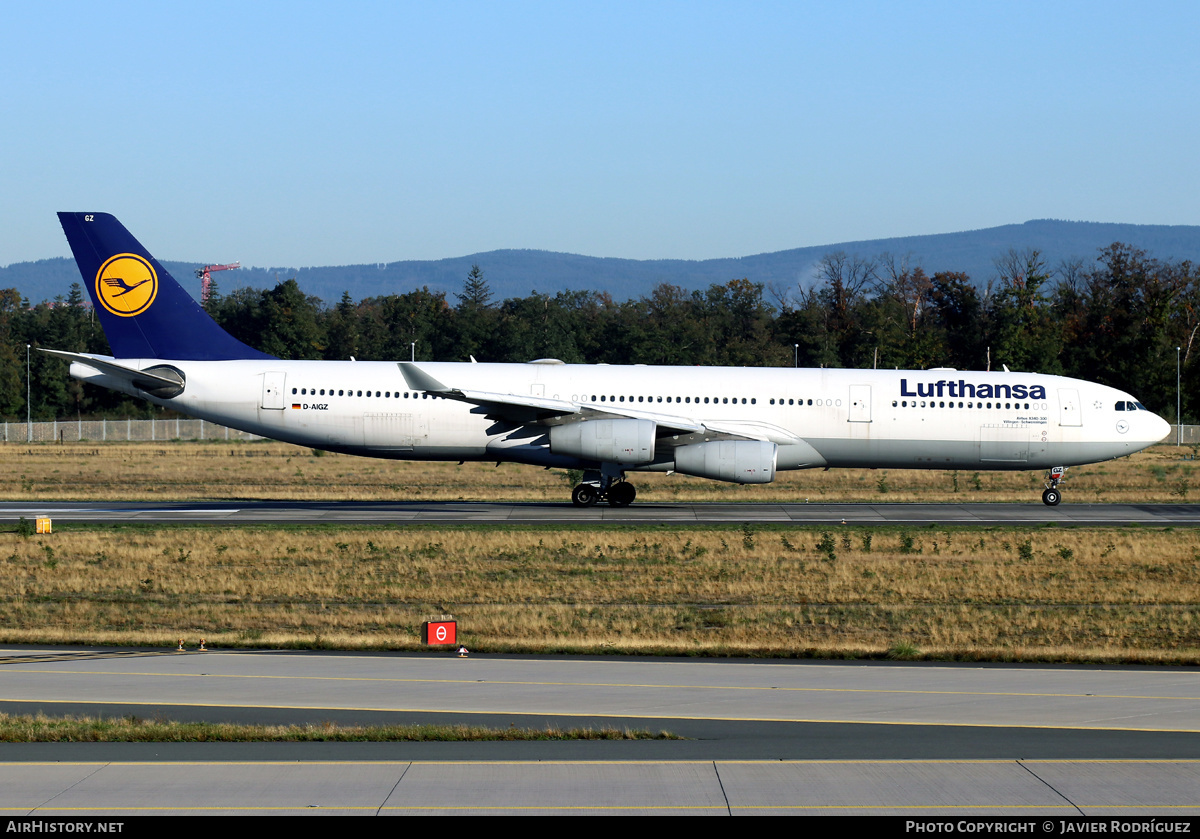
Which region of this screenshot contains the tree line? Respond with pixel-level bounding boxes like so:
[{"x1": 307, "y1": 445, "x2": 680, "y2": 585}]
[{"x1": 1, "y1": 243, "x2": 1196, "y2": 423}]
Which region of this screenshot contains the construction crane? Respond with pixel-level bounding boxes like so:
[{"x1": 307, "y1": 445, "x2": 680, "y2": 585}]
[{"x1": 195, "y1": 262, "x2": 240, "y2": 305}]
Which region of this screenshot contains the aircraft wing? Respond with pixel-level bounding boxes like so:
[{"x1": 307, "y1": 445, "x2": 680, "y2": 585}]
[
  {"x1": 399, "y1": 362, "x2": 580, "y2": 420},
  {"x1": 398, "y1": 362, "x2": 799, "y2": 445}
]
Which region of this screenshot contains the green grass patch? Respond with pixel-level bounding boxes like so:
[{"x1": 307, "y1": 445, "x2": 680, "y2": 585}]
[{"x1": 0, "y1": 712, "x2": 679, "y2": 743}]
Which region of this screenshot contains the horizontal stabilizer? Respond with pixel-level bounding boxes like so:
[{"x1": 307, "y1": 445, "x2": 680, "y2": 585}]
[{"x1": 40, "y1": 349, "x2": 184, "y2": 397}]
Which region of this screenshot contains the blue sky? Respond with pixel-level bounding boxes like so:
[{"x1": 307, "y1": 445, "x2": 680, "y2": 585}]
[{"x1": 3, "y1": 1, "x2": 1199, "y2": 267}]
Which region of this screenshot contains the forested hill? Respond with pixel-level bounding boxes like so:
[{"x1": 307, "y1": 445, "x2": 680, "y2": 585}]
[
  {"x1": 3, "y1": 238, "x2": 1197, "y2": 424},
  {"x1": 6, "y1": 219, "x2": 1200, "y2": 305}
]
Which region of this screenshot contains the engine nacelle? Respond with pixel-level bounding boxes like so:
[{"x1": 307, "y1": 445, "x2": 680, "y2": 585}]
[
  {"x1": 673, "y1": 440, "x2": 777, "y2": 484},
  {"x1": 549, "y1": 418, "x2": 656, "y2": 464}
]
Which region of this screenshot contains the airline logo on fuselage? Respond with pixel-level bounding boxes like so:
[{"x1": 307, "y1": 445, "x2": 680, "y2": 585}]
[
  {"x1": 900, "y1": 378, "x2": 1047, "y2": 400},
  {"x1": 95, "y1": 253, "x2": 158, "y2": 317}
]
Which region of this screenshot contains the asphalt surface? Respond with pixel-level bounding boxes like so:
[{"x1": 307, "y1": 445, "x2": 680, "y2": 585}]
[
  {"x1": 3, "y1": 500, "x2": 1200, "y2": 525},
  {"x1": 2, "y1": 500, "x2": 1197, "y2": 815},
  {"x1": 1, "y1": 647, "x2": 1198, "y2": 815}
]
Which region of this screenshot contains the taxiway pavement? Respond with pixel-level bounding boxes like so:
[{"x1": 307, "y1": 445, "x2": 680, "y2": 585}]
[{"x1": 1, "y1": 648, "x2": 1198, "y2": 815}]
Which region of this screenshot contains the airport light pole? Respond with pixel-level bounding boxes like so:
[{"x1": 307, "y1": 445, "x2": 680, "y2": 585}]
[
  {"x1": 411, "y1": 342, "x2": 416, "y2": 362},
  {"x1": 793, "y1": 344, "x2": 798, "y2": 368},
  {"x1": 25, "y1": 345, "x2": 31, "y2": 444}
]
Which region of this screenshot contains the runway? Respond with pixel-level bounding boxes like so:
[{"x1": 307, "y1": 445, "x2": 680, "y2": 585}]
[
  {"x1": 1, "y1": 647, "x2": 1198, "y2": 815},
  {"x1": 3, "y1": 500, "x2": 1200, "y2": 526}
]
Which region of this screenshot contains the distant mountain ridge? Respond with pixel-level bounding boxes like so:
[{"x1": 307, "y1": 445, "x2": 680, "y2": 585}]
[{"x1": 6, "y1": 219, "x2": 1200, "y2": 306}]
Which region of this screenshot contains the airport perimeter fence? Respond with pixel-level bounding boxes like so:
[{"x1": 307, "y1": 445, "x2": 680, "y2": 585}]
[
  {"x1": 1, "y1": 419, "x2": 263, "y2": 444},
  {"x1": 1, "y1": 419, "x2": 1198, "y2": 447},
  {"x1": 1173, "y1": 425, "x2": 1200, "y2": 446},
  {"x1": 1171, "y1": 429, "x2": 1200, "y2": 448}
]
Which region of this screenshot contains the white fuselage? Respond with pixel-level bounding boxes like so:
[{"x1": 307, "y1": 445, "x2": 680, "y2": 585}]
[{"x1": 71, "y1": 359, "x2": 1170, "y2": 476}]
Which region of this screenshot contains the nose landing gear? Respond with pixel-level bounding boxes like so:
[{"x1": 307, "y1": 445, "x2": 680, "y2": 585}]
[{"x1": 1042, "y1": 466, "x2": 1066, "y2": 506}]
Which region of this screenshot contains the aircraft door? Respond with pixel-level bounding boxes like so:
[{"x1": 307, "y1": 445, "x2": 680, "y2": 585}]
[
  {"x1": 1057, "y1": 388, "x2": 1082, "y2": 427},
  {"x1": 848, "y1": 385, "x2": 871, "y2": 422},
  {"x1": 261, "y1": 371, "x2": 286, "y2": 410}
]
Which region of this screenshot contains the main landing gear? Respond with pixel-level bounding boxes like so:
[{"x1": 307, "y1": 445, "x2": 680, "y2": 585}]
[
  {"x1": 1041, "y1": 466, "x2": 1066, "y2": 506},
  {"x1": 571, "y1": 470, "x2": 637, "y2": 507}
]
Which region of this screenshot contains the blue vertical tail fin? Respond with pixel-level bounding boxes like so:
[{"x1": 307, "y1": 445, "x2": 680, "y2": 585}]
[{"x1": 57, "y1": 212, "x2": 274, "y2": 360}]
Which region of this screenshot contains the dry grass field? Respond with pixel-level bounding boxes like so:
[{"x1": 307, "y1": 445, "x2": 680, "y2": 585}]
[
  {"x1": 3, "y1": 523, "x2": 1198, "y2": 662},
  {"x1": 0, "y1": 439, "x2": 1195, "y2": 503},
  {"x1": 1, "y1": 440, "x2": 1196, "y2": 662}
]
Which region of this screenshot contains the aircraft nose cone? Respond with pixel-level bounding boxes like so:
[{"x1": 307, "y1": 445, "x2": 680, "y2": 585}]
[{"x1": 1149, "y1": 412, "x2": 1172, "y2": 443}]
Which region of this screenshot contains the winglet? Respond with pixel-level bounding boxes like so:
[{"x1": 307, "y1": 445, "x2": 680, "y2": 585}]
[{"x1": 398, "y1": 362, "x2": 452, "y2": 393}]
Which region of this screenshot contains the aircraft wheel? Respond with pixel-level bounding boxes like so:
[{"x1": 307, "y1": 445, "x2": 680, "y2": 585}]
[
  {"x1": 572, "y1": 484, "x2": 600, "y2": 507},
  {"x1": 1042, "y1": 488, "x2": 1061, "y2": 507},
  {"x1": 607, "y1": 481, "x2": 636, "y2": 507}
]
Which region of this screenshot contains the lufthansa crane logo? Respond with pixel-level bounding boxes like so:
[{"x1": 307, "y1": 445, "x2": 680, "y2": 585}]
[{"x1": 95, "y1": 253, "x2": 158, "y2": 317}]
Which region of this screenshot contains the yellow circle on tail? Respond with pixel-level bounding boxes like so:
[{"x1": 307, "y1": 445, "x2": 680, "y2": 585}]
[{"x1": 95, "y1": 254, "x2": 158, "y2": 317}]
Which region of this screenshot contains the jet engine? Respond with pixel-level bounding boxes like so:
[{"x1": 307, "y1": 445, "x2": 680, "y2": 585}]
[
  {"x1": 549, "y1": 418, "x2": 656, "y2": 464},
  {"x1": 672, "y1": 440, "x2": 777, "y2": 483}
]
